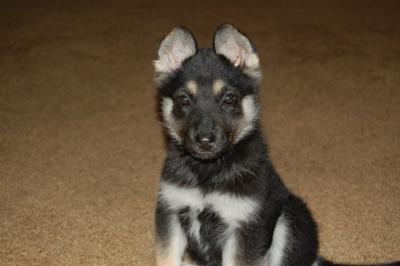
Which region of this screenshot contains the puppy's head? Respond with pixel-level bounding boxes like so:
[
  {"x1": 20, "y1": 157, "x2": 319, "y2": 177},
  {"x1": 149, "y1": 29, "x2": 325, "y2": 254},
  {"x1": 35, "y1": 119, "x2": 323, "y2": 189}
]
[{"x1": 155, "y1": 24, "x2": 261, "y2": 160}]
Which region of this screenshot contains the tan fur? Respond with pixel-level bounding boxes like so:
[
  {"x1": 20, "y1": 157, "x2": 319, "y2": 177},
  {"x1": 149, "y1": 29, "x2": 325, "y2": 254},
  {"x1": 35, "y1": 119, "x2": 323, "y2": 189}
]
[
  {"x1": 182, "y1": 254, "x2": 197, "y2": 265},
  {"x1": 213, "y1": 79, "x2": 225, "y2": 95},
  {"x1": 186, "y1": 80, "x2": 198, "y2": 95},
  {"x1": 155, "y1": 244, "x2": 179, "y2": 266}
]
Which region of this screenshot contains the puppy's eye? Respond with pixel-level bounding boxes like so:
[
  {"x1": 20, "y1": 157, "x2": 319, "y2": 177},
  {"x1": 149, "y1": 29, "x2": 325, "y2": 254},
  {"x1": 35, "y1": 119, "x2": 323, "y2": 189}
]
[
  {"x1": 222, "y1": 93, "x2": 236, "y2": 105},
  {"x1": 176, "y1": 95, "x2": 190, "y2": 106}
]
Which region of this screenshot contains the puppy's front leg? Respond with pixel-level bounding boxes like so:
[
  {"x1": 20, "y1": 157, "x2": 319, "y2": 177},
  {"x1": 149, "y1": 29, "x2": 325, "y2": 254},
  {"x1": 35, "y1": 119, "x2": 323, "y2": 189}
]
[
  {"x1": 222, "y1": 234, "x2": 240, "y2": 266},
  {"x1": 155, "y1": 202, "x2": 187, "y2": 266}
]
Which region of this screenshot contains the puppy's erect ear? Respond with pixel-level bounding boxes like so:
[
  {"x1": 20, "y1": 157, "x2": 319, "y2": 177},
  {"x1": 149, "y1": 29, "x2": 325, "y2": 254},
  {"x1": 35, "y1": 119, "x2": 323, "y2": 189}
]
[
  {"x1": 214, "y1": 24, "x2": 261, "y2": 79},
  {"x1": 154, "y1": 27, "x2": 197, "y2": 83}
]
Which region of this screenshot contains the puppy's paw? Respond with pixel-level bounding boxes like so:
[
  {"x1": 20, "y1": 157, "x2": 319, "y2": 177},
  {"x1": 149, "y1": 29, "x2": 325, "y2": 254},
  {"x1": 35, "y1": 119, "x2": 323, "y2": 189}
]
[
  {"x1": 181, "y1": 253, "x2": 197, "y2": 266},
  {"x1": 181, "y1": 262, "x2": 197, "y2": 266}
]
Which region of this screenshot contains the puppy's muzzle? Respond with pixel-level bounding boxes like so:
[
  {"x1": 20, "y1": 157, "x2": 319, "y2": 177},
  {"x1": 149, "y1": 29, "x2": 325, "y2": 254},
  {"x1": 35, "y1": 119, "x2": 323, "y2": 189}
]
[{"x1": 194, "y1": 133, "x2": 216, "y2": 152}]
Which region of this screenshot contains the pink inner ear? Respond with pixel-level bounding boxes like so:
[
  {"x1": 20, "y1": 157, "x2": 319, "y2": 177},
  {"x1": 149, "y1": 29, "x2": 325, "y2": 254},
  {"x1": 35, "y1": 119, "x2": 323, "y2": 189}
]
[
  {"x1": 169, "y1": 42, "x2": 191, "y2": 69},
  {"x1": 223, "y1": 38, "x2": 246, "y2": 67}
]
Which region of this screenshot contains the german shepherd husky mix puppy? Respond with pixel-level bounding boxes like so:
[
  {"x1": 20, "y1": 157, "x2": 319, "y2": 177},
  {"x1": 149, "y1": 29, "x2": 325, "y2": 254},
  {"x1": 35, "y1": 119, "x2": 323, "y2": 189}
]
[{"x1": 153, "y1": 24, "x2": 399, "y2": 266}]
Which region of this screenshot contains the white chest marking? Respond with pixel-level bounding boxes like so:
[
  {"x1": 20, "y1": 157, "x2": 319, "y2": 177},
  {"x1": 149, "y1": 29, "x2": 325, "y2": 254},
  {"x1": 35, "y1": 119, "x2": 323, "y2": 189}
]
[{"x1": 160, "y1": 182, "x2": 259, "y2": 227}]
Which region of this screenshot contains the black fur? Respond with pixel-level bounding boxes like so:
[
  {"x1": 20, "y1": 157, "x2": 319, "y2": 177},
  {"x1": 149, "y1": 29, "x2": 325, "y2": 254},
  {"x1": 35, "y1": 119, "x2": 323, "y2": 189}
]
[{"x1": 154, "y1": 25, "x2": 399, "y2": 266}]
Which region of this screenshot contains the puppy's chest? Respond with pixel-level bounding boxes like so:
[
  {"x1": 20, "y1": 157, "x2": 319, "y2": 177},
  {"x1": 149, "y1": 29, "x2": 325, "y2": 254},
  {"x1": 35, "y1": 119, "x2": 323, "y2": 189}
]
[{"x1": 160, "y1": 182, "x2": 258, "y2": 229}]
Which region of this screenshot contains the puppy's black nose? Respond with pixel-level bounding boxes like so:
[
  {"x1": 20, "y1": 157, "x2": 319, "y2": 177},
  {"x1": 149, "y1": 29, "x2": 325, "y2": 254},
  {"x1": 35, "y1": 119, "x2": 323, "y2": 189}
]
[{"x1": 195, "y1": 134, "x2": 215, "y2": 151}]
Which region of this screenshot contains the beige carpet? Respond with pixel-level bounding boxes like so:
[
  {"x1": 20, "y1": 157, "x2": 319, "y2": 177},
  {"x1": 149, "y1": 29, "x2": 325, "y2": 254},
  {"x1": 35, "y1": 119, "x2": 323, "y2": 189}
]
[{"x1": 1, "y1": 1, "x2": 399, "y2": 265}]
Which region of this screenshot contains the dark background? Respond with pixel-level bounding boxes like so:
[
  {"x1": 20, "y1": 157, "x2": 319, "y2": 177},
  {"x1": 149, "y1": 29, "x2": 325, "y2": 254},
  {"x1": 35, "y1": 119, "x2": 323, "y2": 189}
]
[{"x1": 1, "y1": 1, "x2": 399, "y2": 265}]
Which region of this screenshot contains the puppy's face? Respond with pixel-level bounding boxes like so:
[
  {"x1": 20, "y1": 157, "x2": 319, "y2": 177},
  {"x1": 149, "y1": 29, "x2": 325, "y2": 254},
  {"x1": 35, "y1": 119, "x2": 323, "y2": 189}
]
[{"x1": 155, "y1": 25, "x2": 261, "y2": 160}]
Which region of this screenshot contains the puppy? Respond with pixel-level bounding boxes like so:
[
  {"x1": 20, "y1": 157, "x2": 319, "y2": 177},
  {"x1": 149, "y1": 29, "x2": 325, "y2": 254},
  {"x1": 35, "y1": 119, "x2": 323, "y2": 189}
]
[{"x1": 153, "y1": 24, "x2": 399, "y2": 266}]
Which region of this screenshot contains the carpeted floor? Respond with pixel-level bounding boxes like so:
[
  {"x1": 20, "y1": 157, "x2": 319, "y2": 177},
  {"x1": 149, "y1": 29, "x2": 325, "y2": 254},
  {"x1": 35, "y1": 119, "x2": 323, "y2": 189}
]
[{"x1": 0, "y1": 1, "x2": 399, "y2": 265}]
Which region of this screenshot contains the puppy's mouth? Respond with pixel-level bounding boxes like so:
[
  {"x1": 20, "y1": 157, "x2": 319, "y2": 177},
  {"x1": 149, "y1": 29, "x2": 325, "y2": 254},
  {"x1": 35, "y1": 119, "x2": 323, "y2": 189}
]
[
  {"x1": 189, "y1": 147, "x2": 219, "y2": 160},
  {"x1": 186, "y1": 141, "x2": 228, "y2": 160}
]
